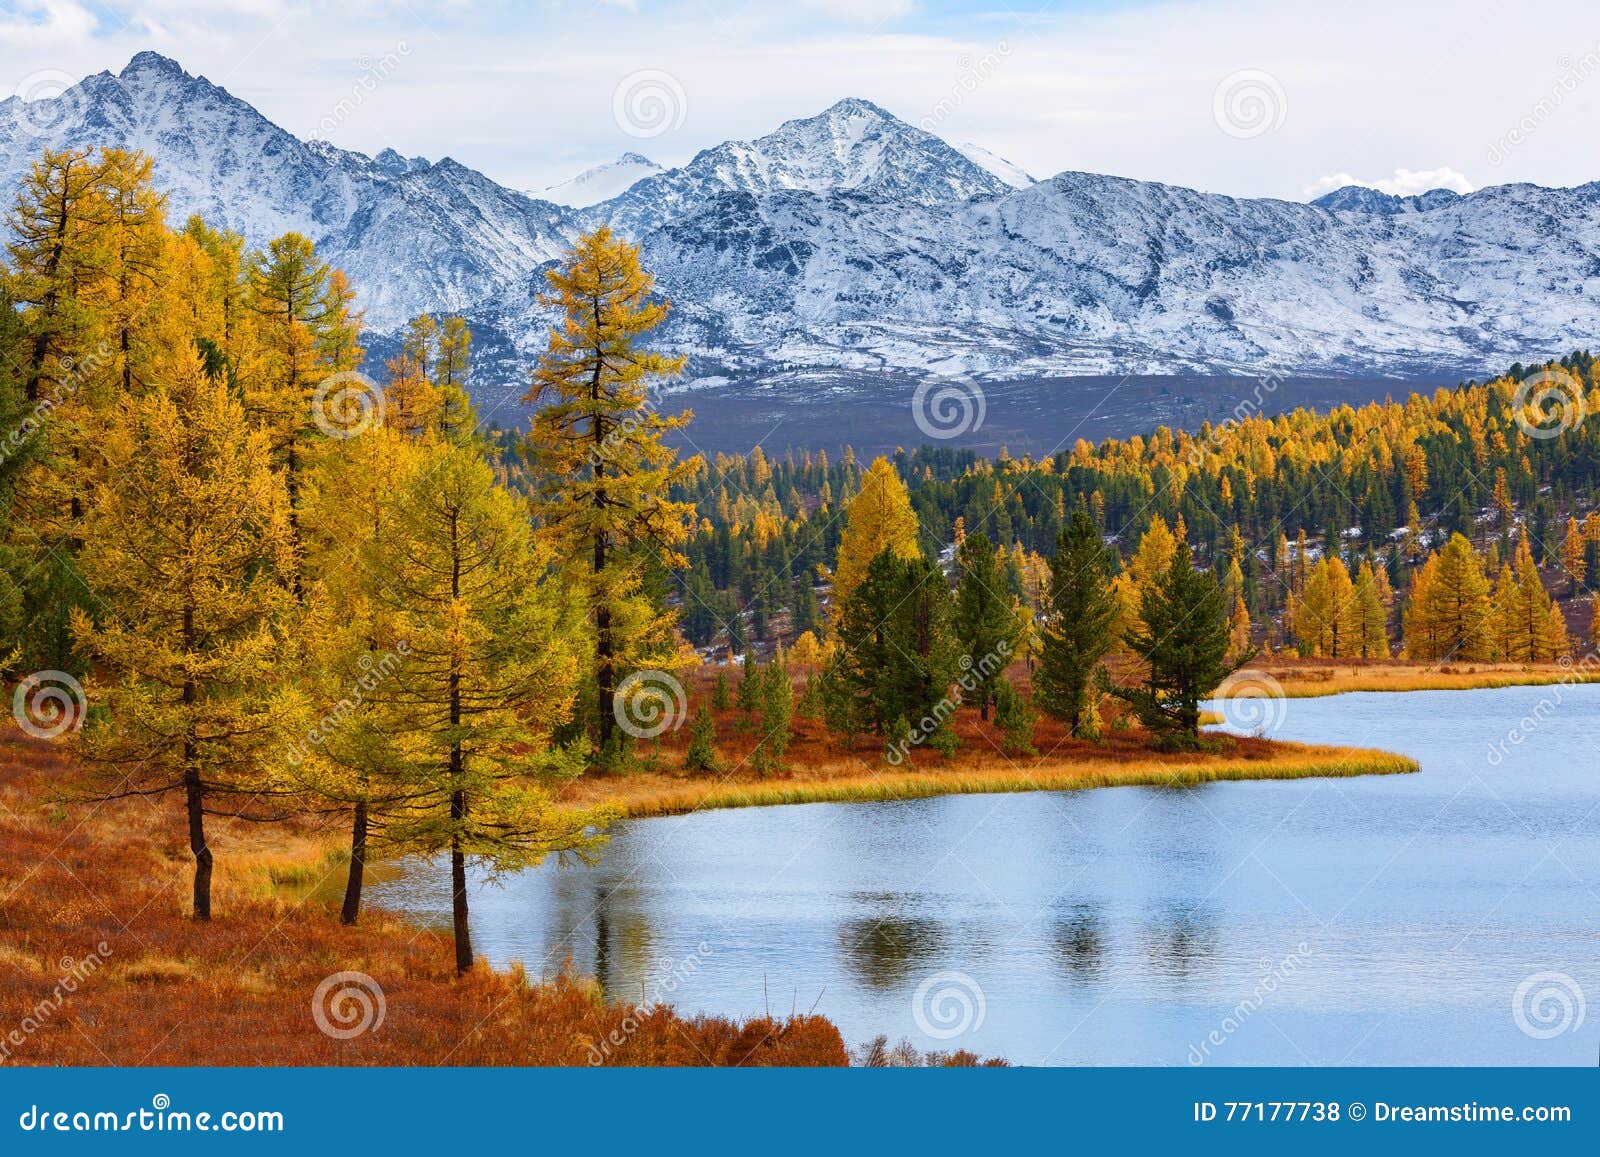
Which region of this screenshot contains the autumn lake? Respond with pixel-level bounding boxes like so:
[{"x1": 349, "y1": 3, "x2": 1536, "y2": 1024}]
[{"x1": 373, "y1": 684, "x2": 1600, "y2": 1065}]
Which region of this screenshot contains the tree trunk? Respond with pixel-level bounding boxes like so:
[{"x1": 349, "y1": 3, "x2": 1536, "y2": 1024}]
[
  {"x1": 596, "y1": 601, "x2": 614, "y2": 748},
  {"x1": 184, "y1": 766, "x2": 212, "y2": 921},
  {"x1": 340, "y1": 801, "x2": 368, "y2": 926},
  {"x1": 286, "y1": 434, "x2": 302, "y2": 601},
  {"x1": 450, "y1": 820, "x2": 472, "y2": 975}
]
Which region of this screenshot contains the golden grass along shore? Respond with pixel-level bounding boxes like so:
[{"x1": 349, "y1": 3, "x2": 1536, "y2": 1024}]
[
  {"x1": 1239, "y1": 659, "x2": 1600, "y2": 700},
  {"x1": 562, "y1": 733, "x2": 1419, "y2": 820}
]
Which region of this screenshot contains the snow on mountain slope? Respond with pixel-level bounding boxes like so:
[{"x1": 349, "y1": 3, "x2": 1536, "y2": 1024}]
[
  {"x1": 953, "y1": 142, "x2": 1034, "y2": 190},
  {"x1": 0, "y1": 52, "x2": 569, "y2": 328},
  {"x1": 542, "y1": 152, "x2": 663, "y2": 207},
  {"x1": 586, "y1": 98, "x2": 1015, "y2": 237},
  {"x1": 2, "y1": 53, "x2": 1597, "y2": 385}
]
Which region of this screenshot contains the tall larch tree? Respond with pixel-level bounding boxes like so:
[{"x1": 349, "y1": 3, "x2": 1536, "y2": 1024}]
[
  {"x1": 294, "y1": 422, "x2": 424, "y2": 925},
  {"x1": 72, "y1": 343, "x2": 294, "y2": 920},
  {"x1": 1405, "y1": 533, "x2": 1490, "y2": 661},
  {"x1": 375, "y1": 438, "x2": 616, "y2": 972},
  {"x1": 523, "y1": 228, "x2": 698, "y2": 761}
]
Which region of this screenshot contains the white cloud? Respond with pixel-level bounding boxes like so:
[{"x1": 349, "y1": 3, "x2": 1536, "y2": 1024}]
[
  {"x1": 0, "y1": 0, "x2": 98, "y2": 47},
  {"x1": 1304, "y1": 166, "x2": 1476, "y2": 200}
]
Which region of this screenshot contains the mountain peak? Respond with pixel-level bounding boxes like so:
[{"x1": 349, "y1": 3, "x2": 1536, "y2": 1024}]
[
  {"x1": 120, "y1": 51, "x2": 188, "y2": 81},
  {"x1": 817, "y1": 96, "x2": 896, "y2": 119},
  {"x1": 657, "y1": 95, "x2": 1010, "y2": 206},
  {"x1": 1313, "y1": 184, "x2": 1465, "y2": 214}
]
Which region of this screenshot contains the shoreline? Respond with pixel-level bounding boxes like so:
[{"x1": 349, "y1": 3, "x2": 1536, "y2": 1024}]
[
  {"x1": 1234, "y1": 660, "x2": 1600, "y2": 701},
  {"x1": 563, "y1": 739, "x2": 1420, "y2": 821}
]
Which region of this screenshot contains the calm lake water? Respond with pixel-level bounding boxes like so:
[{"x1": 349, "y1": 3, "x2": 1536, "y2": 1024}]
[{"x1": 372, "y1": 685, "x2": 1600, "y2": 1065}]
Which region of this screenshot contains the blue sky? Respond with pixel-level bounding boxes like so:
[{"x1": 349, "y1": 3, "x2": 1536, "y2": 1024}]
[{"x1": 2, "y1": 0, "x2": 1597, "y2": 199}]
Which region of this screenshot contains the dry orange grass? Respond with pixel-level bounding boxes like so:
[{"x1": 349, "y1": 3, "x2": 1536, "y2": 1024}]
[{"x1": 0, "y1": 730, "x2": 852, "y2": 1067}]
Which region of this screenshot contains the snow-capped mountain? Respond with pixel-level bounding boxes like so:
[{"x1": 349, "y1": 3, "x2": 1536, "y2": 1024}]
[
  {"x1": 2, "y1": 52, "x2": 1597, "y2": 388},
  {"x1": 542, "y1": 152, "x2": 663, "y2": 208},
  {"x1": 0, "y1": 52, "x2": 569, "y2": 328}
]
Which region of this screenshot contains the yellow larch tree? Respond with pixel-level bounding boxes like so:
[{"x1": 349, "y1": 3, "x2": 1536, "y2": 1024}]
[
  {"x1": 831, "y1": 455, "x2": 922, "y2": 608},
  {"x1": 523, "y1": 227, "x2": 699, "y2": 758},
  {"x1": 71, "y1": 342, "x2": 294, "y2": 921},
  {"x1": 371, "y1": 437, "x2": 617, "y2": 972}
]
